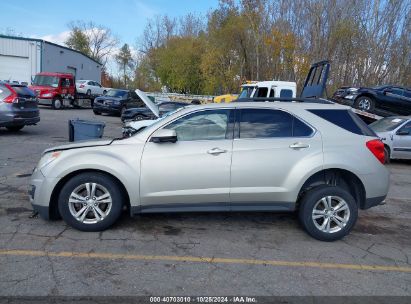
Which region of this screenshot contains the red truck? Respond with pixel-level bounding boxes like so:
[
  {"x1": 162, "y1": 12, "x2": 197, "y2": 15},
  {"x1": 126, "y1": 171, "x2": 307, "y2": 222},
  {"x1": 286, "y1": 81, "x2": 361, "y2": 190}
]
[{"x1": 30, "y1": 72, "x2": 93, "y2": 110}]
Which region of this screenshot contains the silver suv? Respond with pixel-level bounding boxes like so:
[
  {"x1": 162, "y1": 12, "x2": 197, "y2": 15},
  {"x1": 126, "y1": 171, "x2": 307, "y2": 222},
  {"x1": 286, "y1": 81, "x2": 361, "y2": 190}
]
[{"x1": 30, "y1": 93, "x2": 389, "y2": 241}]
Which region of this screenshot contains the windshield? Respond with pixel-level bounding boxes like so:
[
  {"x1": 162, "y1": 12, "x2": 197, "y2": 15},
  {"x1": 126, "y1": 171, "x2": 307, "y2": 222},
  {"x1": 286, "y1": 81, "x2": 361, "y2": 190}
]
[
  {"x1": 238, "y1": 86, "x2": 254, "y2": 99},
  {"x1": 32, "y1": 75, "x2": 59, "y2": 88},
  {"x1": 370, "y1": 117, "x2": 407, "y2": 132},
  {"x1": 105, "y1": 89, "x2": 128, "y2": 98}
]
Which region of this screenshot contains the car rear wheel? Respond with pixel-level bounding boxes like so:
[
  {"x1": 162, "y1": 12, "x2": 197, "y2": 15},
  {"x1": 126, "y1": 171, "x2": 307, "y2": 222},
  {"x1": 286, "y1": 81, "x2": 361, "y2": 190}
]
[
  {"x1": 93, "y1": 110, "x2": 101, "y2": 115},
  {"x1": 298, "y1": 185, "x2": 358, "y2": 241},
  {"x1": 52, "y1": 98, "x2": 63, "y2": 110},
  {"x1": 354, "y1": 96, "x2": 375, "y2": 112},
  {"x1": 6, "y1": 125, "x2": 24, "y2": 132},
  {"x1": 58, "y1": 172, "x2": 124, "y2": 231}
]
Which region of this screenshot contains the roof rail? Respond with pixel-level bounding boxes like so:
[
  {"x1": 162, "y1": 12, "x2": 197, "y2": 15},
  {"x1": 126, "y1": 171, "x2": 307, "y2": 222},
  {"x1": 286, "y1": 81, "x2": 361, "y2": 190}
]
[{"x1": 235, "y1": 97, "x2": 334, "y2": 104}]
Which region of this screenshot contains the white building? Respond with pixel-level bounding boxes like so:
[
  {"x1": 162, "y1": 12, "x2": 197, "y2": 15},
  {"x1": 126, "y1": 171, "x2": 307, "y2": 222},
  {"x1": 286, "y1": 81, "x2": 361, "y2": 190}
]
[{"x1": 0, "y1": 35, "x2": 102, "y2": 84}]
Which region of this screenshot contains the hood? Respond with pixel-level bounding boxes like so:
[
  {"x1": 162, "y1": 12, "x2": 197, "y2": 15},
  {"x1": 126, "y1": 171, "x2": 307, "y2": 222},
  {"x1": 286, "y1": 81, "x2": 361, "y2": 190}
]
[
  {"x1": 43, "y1": 139, "x2": 113, "y2": 154},
  {"x1": 126, "y1": 118, "x2": 159, "y2": 130},
  {"x1": 136, "y1": 89, "x2": 159, "y2": 118}
]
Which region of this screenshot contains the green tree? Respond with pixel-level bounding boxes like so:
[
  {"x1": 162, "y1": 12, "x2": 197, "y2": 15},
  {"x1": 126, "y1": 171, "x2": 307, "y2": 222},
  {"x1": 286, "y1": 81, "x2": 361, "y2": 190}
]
[
  {"x1": 65, "y1": 28, "x2": 91, "y2": 57},
  {"x1": 115, "y1": 44, "x2": 135, "y2": 88}
]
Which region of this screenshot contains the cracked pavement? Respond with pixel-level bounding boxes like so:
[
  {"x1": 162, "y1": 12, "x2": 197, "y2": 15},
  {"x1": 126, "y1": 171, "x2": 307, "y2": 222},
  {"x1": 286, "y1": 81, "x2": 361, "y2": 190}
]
[{"x1": 0, "y1": 107, "x2": 410, "y2": 296}]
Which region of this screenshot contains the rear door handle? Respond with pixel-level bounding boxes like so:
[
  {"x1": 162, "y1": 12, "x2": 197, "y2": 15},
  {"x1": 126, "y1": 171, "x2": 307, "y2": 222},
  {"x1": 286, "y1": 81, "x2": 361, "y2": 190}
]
[
  {"x1": 207, "y1": 148, "x2": 227, "y2": 155},
  {"x1": 289, "y1": 142, "x2": 310, "y2": 149}
]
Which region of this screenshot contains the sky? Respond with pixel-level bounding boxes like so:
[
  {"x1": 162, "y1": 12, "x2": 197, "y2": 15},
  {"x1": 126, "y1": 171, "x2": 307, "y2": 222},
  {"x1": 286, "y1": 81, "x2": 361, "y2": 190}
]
[{"x1": 0, "y1": 0, "x2": 219, "y2": 73}]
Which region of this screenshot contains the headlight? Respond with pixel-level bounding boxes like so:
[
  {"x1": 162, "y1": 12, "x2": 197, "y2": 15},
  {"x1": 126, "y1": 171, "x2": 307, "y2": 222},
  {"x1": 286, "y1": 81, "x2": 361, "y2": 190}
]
[
  {"x1": 347, "y1": 88, "x2": 358, "y2": 94},
  {"x1": 36, "y1": 151, "x2": 62, "y2": 170},
  {"x1": 41, "y1": 93, "x2": 53, "y2": 98}
]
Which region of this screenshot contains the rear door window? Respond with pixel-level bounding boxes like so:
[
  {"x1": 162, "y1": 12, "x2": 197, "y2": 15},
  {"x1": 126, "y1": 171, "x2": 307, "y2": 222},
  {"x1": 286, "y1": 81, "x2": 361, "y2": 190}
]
[
  {"x1": 308, "y1": 109, "x2": 376, "y2": 136},
  {"x1": 238, "y1": 109, "x2": 313, "y2": 138},
  {"x1": 255, "y1": 87, "x2": 268, "y2": 97}
]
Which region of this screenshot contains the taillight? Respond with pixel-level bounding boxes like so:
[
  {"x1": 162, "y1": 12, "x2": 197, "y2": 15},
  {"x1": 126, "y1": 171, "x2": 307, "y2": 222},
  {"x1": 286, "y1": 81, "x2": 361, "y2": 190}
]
[
  {"x1": 366, "y1": 139, "x2": 385, "y2": 164},
  {"x1": 3, "y1": 84, "x2": 18, "y2": 103}
]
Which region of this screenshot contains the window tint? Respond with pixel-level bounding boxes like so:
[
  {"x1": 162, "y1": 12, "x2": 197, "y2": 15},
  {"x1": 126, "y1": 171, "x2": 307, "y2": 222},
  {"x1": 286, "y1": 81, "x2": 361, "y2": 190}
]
[
  {"x1": 280, "y1": 89, "x2": 293, "y2": 98},
  {"x1": 130, "y1": 91, "x2": 139, "y2": 99},
  {"x1": 240, "y1": 109, "x2": 311, "y2": 138},
  {"x1": 11, "y1": 85, "x2": 36, "y2": 97},
  {"x1": 309, "y1": 109, "x2": 376, "y2": 136},
  {"x1": 269, "y1": 89, "x2": 275, "y2": 97},
  {"x1": 398, "y1": 122, "x2": 411, "y2": 135},
  {"x1": 256, "y1": 87, "x2": 268, "y2": 97},
  {"x1": 391, "y1": 88, "x2": 403, "y2": 96},
  {"x1": 165, "y1": 110, "x2": 230, "y2": 141}
]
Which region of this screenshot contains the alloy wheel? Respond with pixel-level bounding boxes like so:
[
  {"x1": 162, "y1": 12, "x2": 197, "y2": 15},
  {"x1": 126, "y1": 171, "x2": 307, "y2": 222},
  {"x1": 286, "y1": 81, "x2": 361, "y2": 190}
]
[
  {"x1": 312, "y1": 196, "x2": 350, "y2": 234},
  {"x1": 68, "y1": 183, "x2": 112, "y2": 224}
]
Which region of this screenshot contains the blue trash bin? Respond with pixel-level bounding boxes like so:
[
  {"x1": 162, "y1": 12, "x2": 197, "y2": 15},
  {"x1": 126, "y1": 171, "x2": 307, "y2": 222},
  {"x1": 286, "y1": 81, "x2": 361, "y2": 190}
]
[{"x1": 69, "y1": 119, "x2": 105, "y2": 142}]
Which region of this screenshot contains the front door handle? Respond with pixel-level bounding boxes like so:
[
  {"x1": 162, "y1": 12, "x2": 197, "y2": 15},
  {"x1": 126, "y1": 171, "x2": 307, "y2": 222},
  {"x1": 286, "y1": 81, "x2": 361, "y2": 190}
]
[
  {"x1": 289, "y1": 142, "x2": 310, "y2": 149},
  {"x1": 207, "y1": 147, "x2": 227, "y2": 155}
]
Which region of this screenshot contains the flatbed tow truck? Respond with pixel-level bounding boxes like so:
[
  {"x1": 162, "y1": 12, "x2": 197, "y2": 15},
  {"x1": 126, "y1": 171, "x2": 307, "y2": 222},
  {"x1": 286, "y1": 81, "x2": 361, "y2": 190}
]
[{"x1": 30, "y1": 72, "x2": 100, "y2": 110}]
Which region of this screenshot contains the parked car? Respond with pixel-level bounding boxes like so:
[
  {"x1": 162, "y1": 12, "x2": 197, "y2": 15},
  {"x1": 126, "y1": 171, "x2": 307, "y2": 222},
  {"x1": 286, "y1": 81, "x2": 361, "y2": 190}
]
[
  {"x1": 369, "y1": 116, "x2": 411, "y2": 162},
  {"x1": 0, "y1": 82, "x2": 40, "y2": 131},
  {"x1": 122, "y1": 91, "x2": 188, "y2": 137},
  {"x1": 332, "y1": 85, "x2": 411, "y2": 117},
  {"x1": 121, "y1": 101, "x2": 187, "y2": 122},
  {"x1": 76, "y1": 80, "x2": 107, "y2": 96},
  {"x1": 92, "y1": 89, "x2": 145, "y2": 116},
  {"x1": 30, "y1": 95, "x2": 389, "y2": 241}
]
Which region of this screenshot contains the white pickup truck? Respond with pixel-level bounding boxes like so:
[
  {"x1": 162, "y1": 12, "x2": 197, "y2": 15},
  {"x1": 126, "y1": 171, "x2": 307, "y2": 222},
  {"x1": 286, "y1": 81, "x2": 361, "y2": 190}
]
[{"x1": 238, "y1": 81, "x2": 297, "y2": 100}]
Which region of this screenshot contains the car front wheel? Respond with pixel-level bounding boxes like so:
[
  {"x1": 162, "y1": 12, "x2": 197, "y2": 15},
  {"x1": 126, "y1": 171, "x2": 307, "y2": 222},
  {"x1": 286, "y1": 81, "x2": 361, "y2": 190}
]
[
  {"x1": 298, "y1": 185, "x2": 358, "y2": 241},
  {"x1": 58, "y1": 172, "x2": 124, "y2": 231}
]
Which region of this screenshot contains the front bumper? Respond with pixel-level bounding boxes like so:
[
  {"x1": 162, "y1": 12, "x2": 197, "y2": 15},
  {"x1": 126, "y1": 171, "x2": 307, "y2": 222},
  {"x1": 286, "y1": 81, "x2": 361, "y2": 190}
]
[
  {"x1": 29, "y1": 168, "x2": 60, "y2": 220},
  {"x1": 363, "y1": 195, "x2": 387, "y2": 210},
  {"x1": 38, "y1": 98, "x2": 53, "y2": 106},
  {"x1": 93, "y1": 103, "x2": 121, "y2": 114}
]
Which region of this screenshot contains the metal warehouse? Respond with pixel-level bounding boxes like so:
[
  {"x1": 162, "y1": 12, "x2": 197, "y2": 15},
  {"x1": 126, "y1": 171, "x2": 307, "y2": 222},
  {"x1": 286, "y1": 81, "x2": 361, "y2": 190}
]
[{"x1": 0, "y1": 35, "x2": 102, "y2": 84}]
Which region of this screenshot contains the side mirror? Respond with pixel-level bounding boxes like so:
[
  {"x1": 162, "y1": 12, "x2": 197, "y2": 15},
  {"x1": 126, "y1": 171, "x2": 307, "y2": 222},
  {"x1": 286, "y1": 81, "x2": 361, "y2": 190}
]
[
  {"x1": 150, "y1": 129, "x2": 177, "y2": 143},
  {"x1": 396, "y1": 130, "x2": 410, "y2": 136}
]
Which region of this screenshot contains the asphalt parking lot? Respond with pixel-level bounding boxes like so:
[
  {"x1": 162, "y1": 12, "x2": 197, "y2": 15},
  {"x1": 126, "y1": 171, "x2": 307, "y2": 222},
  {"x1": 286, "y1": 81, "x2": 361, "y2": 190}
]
[{"x1": 0, "y1": 106, "x2": 410, "y2": 297}]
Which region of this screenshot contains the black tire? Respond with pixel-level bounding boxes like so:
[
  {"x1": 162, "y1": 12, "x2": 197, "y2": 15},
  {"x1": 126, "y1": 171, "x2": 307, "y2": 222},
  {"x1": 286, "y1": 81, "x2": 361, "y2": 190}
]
[
  {"x1": 384, "y1": 146, "x2": 391, "y2": 164},
  {"x1": 52, "y1": 98, "x2": 63, "y2": 110},
  {"x1": 6, "y1": 125, "x2": 24, "y2": 132},
  {"x1": 58, "y1": 172, "x2": 124, "y2": 232},
  {"x1": 86, "y1": 89, "x2": 91, "y2": 96},
  {"x1": 298, "y1": 185, "x2": 358, "y2": 241},
  {"x1": 134, "y1": 114, "x2": 144, "y2": 121},
  {"x1": 354, "y1": 96, "x2": 375, "y2": 112},
  {"x1": 93, "y1": 110, "x2": 101, "y2": 115}
]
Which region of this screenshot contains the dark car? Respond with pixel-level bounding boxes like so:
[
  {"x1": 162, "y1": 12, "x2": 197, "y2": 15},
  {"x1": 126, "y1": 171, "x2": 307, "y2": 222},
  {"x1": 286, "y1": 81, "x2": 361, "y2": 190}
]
[
  {"x1": 92, "y1": 89, "x2": 145, "y2": 116},
  {"x1": 0, "y1": 82, "x2": 40, "y2": 131},
  {"x1": 121, "y1": 101, "x2": 187, "y2": 122},
  {"x1": 332, "y1": 85, "x2": 411, "y2": 117}
]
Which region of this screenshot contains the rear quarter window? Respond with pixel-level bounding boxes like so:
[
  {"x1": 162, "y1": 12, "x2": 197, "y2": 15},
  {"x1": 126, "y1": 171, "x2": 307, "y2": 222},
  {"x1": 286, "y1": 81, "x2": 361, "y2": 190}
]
[{"x1": 308, "y1": 109, "x2": 376, "y2": 136}]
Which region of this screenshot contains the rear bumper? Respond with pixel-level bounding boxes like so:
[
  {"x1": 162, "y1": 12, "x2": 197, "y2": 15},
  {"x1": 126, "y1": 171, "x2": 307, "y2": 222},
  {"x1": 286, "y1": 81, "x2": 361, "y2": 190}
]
[
  {"x1": 0, "y1": 115, "x2": 40, "y2": 127},
  {"x1": 31, "y1": 203, "x2": 50, "y2": 220}
]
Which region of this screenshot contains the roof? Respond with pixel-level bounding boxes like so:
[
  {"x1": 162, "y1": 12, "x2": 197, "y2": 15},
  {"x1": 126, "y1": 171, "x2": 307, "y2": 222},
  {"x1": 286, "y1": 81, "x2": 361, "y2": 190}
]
[
  {"x1": 0, "y1": 34, "x2": 102, "y2": 65},
  {"x1": 241, "y1": 81, "x2": 297, "y2": 87},
  {"x1": 191, "y1": 101, "x2": 349, "y2": 110},
  {"x1": 36, "y1": 72, "x2": 74, "y2": 77}
]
